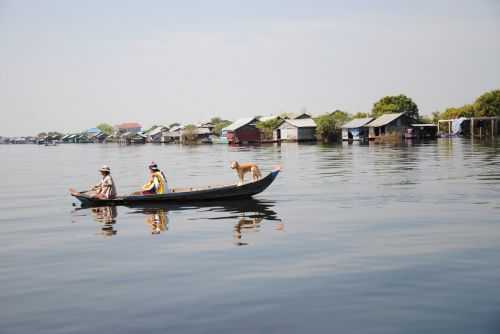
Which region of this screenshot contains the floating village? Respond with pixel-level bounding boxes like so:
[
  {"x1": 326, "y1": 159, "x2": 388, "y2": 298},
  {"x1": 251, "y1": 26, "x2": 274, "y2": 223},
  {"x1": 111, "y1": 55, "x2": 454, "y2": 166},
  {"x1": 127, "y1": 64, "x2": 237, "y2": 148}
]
[
  {"x1": 2, "y1": 112, "x2": 499, "y2": 146},
  {"x1": 3, "y1": 91, "x2": 499, "y2": 145}
]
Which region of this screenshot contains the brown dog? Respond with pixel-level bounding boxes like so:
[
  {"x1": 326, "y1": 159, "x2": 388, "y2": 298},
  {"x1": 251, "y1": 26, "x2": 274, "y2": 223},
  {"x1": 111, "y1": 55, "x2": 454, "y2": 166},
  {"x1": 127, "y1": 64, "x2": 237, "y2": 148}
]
[{"x1": 230, "y1": 161, "x2": 262, "y2": 185}]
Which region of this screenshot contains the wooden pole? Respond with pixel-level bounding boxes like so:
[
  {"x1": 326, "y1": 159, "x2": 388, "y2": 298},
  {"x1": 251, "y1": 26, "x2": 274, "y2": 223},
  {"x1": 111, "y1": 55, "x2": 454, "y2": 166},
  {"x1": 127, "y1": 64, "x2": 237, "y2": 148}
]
[{"x1": 471, "y1": 118, "x2": 474, "y2": 138}]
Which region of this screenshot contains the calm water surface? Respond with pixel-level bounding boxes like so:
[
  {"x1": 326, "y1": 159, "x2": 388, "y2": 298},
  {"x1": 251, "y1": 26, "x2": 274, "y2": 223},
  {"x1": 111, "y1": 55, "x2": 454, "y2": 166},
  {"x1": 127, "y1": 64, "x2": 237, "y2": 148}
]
[{"x1": 1, "y1": 139, "x2": 500, "y2": 333}]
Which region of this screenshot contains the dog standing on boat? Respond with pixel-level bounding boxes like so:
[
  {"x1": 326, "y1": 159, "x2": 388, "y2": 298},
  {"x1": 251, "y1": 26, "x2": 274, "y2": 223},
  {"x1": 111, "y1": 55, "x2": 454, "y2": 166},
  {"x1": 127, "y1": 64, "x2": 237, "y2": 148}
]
[{"x1": 231, "y1": 161, "x2": 262, "y2": 186}]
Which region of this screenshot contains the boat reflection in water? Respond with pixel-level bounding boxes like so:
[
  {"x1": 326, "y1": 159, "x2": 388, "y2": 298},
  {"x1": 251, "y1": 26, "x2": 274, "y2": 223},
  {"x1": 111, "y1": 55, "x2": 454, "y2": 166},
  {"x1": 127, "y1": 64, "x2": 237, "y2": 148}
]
[
  {"x1": 130, "y1": 199, "x2": 282, "y2": 244},
  {"x1": 177, "y1": 199, "x2": 283, "y2": 246},
  {"x1": 81, "y1": 199, "x2": 282, "y2": 243},
  {"x1": 90, "y1": 206, "x2": 118, "y2": 237}
]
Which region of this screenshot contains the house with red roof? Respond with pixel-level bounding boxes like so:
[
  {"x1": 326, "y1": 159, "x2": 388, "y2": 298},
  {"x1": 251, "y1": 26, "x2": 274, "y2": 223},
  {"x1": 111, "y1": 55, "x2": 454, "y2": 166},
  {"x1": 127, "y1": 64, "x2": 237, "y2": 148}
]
[{"x1": 115, "y1": 122, "x2": 142, "y2": 134}]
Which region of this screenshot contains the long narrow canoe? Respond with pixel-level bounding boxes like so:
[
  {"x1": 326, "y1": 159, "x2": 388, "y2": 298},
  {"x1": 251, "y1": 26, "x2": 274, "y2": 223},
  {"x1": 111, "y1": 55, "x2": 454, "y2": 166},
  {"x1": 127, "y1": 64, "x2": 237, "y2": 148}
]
[{"x1": 72, "y1": 169, "x2": 280, "y2": 207}]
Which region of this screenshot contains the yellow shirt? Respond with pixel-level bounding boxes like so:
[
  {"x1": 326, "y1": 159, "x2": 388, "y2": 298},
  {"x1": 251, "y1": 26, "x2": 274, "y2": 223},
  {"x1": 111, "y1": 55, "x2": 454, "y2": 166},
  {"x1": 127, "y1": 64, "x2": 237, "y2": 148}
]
[{"x1": 142, "y1": 171, "x2": 166, "y2": 194}]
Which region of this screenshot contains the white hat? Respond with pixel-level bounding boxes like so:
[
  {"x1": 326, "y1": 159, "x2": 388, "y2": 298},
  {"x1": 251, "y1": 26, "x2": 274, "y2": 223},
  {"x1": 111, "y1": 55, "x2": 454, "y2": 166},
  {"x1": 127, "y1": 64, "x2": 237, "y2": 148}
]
[{"x1": 100, "y1": 165, "x2": 111, "y2": 172}]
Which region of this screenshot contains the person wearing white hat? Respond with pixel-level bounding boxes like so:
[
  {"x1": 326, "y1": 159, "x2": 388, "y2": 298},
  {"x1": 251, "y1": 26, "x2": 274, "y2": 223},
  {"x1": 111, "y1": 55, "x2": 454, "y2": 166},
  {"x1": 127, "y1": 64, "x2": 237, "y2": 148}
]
[{"x1": 90, "y1": 165, "x2": 117, "y2": 199}]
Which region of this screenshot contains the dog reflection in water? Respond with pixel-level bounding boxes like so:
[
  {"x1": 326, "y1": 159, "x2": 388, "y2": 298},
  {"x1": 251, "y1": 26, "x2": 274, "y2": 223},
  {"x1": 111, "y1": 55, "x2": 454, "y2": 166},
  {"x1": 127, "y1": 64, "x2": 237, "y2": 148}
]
[
  {"x1": 91, "y1": 206, "x2": 117, "y2": 237},
  {"x1": 233, "y1": 216, "x2": 263, "y2": 246},
  {"x1": 145, "y1": 210, "x2": 168, "y2": 235},
  {"x1": 233, "y1": 216, "x2": 285, "y2": 246}
]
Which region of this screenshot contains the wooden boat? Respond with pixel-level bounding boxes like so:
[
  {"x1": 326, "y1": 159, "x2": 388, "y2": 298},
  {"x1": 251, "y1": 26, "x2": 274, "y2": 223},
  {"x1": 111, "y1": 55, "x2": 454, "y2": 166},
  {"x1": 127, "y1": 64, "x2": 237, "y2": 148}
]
[{"x1": 72, "y1": 168, "x2": 280, "y2": 207}]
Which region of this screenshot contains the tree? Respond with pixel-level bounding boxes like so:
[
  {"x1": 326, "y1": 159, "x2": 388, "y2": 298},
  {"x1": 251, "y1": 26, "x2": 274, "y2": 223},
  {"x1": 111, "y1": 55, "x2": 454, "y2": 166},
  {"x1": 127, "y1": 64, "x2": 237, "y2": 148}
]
[
  {"x1": 210, "y1": 117, "x2": 222, "y2": 124},
  {"x1": 431, "y1": 111, "x2": 441, "y2": 123},
  {"x1": 256, "y1": 118, "x2": 282, "y2": 139},
  {"x1": 474, "y1": 89, "x2": 500, "y2": 117},
  {"x1": 47, "y1": 131, "x2": 63, "y2": 139},
  {"x1": 440, "y1": 104, "x2": 474, "y2": 120},
  {"x1": 279, "y1": 112, "x2": 293, "y2": 119},
  {"x1": 213, "y1": 120, "x2": 232, "y2": 136},
  {"x1": 418, "y1": 115, "x2": 433, "y2": 124},
  {"x1": 315, "y1": 114, "x2": 340, "y2": 143},
  {"x1": 372, "y1": 94, "x2": 419, "y2": 120},
  {"x1": 97, "y1": 123, "x2": 114, "y2": 135},
  {"x1": 209, "y1": 117, "x2": 232, "y2": 136},
  {"x1": 352, "y1": 112, "x2": 370, "y2": 118},
  {"x1": 330, "y1": 110, "x2": 351, "y2": 127},
  {"x1": 181, "y1": 124, "x2": 198, "y2": 144}
]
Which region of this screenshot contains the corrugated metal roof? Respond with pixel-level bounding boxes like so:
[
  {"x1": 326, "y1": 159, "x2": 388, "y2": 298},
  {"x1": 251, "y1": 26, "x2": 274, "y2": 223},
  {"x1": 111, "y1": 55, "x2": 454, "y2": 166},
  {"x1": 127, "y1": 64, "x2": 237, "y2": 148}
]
[
  {"x1": 284, "y1": 118, "x2": 316, "y2": 128},
  {"x1": 222, "y1": 117, "x2": 257, "y2": 131},
  {"x1": 169, "y1": 125, "x2": 183, "y2": 132},
  {"x1": 164, "y1": 131, "x2": 181, "y2": 138},
  {"x1": 341, "y1": 117, "x2": 374, "y2": 129},
  {"x1": 259, "y1": 115, "x2": 280, "y2": 122},
  {"x1": 289, "y1": 112, "x2": 311, "y2": 119},
  {"x1": 366, "y1": 113, "x2": 406, "y2": 127},
  {"x1": 147, "y1": 126, "x2": 167, "y2": 136}
]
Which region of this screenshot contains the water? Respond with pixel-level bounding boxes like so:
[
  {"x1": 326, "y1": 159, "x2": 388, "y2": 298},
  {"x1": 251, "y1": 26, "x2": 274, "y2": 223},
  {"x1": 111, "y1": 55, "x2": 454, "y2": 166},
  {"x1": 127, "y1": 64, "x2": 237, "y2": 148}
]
[{"x1": 1, "y1": 139, "x2": 500, "y2": 333}]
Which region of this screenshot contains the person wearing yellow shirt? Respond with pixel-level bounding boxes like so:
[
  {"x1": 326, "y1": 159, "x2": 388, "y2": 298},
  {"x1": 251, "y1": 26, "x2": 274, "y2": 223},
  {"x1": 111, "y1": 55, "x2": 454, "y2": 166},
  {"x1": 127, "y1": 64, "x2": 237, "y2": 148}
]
[{"x1": 141, "y1": 162, "x2": 168, "y2": 195}]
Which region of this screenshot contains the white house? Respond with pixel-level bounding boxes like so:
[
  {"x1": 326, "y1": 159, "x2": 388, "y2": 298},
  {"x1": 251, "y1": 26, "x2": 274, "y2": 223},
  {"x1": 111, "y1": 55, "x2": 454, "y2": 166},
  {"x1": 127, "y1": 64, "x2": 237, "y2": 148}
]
[{"x1": 273, "y1": 118, "x2": 317, "y2": 142}]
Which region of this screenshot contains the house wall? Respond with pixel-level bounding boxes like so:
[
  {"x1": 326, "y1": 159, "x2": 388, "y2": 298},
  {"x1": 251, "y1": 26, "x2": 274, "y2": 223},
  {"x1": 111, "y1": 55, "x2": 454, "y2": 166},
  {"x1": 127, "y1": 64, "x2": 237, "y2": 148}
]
[
  {"x1": 368, "y1": 116, "x2": 413, "y2": 140},
  {"x1": 118, "y1": 127, "x2": 141, "y2": 134},
  {"x1": 297, "y1": 127, "x2": 316, "y2": 141},
  {"x1": 233, "y1": 125, "x2": 260, "y2": 144},
  {"x1": 342, "y1": 127, "x2": 367, "y2": 141},
  {"x1": 410, "y1": 126, "x2": 438, "y2": 139},
  {"x1": 275, "y1": 123, "x2": 316, "y2": 141},
  {"x1": 278, "y1": 123, "x2": 298, "y2": 141}
]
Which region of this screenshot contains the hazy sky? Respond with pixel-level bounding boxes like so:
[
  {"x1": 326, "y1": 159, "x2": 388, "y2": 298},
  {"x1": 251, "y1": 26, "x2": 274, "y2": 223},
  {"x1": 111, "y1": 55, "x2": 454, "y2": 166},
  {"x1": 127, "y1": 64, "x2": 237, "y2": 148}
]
[{"x1": 1, "y1": 0, "x2": 499, "y2": 136}]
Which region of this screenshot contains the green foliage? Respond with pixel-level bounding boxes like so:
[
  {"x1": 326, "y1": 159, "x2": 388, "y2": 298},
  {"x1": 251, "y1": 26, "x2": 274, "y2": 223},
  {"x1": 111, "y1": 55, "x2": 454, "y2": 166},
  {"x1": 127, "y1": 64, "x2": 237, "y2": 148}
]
[
  {"x1": 474, "y1": 89, "x2": 500, "y2": 116},
  {"x1": 279, "y1": 112, "x2": 293, "y2": 119},
  {"x1": 258, "y1": 118, "x2": 282, "y2": 130},
  {"x1": 440, "y1": 104, "x2": 474, "y2": 120},
  {"x1": 352, "y1": 112, "x2": 369, "y2": 118},
  {"x1": 48, "y1": 131, "x2": 63, "y2": 137},
  {"x1": 418, "y1": 115, "x2": 433, "y2": 124},
  {"x1": 213, "y1": 121, "x2": 231, "y2": 136},
  {"x1": 315, "y1": 114, "x2": 340, "y2": 143},
  {"x1": 181, "y1": 124, "x2": 198, "y2": 144},
  {"x1": 372, "y1": 94, "x2": 419, "y2": 120},
  {"x1": 209, "y1": 117, "x2": 232, "y2": 136},
  {"x1": 97, "y1": 123, "x2": 114, "y2": 135},
  {"x1": 431, "y1": 111, "x2": 442, "y2": 123},
  {"x1": 330, "y1": 110, "x2": 351, "y2": 127},
  {"x1": 256, "y1": 118, "x2": 282, "y2": 139},
  {"x1": 434, "y1": 90, "x2": 500, "y2": 120}
]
